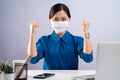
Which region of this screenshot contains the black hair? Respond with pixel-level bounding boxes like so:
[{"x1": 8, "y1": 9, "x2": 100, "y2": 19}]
[{"x1": 49, "y1": 3, "x2": 71, "y2": 19}]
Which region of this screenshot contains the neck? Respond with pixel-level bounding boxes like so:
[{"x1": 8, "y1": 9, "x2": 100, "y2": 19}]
[{"x1": 56, "y1": 31, "x2": 66, "y2": 37}]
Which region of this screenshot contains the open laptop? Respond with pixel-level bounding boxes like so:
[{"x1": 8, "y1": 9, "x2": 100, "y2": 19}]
[{"x1": 72, "y1": 41, "x2": 120, "y2": 80}]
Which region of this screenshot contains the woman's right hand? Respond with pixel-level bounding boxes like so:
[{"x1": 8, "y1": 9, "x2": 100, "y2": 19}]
[
  {"x1": 28, "y1": 22, "x2": 39, "y2": 57},
  {"x1": 29, "y1": 22, "x2": 39, "y2": 35}
]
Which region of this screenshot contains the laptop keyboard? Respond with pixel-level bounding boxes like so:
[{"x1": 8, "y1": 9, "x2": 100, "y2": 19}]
[
  {"x1": 87, "y1": 77, "x2": 95, "y2": 80},
  {"x1": 71, "y1": 74, "x2": 95, "y2": 80}
]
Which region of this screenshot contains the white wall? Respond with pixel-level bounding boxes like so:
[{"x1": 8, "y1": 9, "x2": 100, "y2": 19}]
[{"x1": 0, "y1": 0, "x2": 120, "y2": 70}]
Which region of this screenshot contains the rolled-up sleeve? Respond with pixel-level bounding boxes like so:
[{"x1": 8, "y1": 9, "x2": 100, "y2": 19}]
[
  {"x1": 30, "y1": 38, "x2": 44, "y2": 64},
  {"x1": 79, "y1": 51, "x2": 93, "y2": 63},
  {"x1": 76, "y1": 37, "x2": 93, "y2": 63}
]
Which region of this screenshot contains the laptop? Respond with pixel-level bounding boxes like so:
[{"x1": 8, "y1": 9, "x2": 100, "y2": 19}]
[{"x1": 72, "y1": 41, "x2": 120, "y2": 80}]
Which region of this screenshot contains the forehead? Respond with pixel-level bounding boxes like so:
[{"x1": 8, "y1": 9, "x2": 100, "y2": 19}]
[{"x1": 53, "y1": 10, "x2": 68, "y2": 18}]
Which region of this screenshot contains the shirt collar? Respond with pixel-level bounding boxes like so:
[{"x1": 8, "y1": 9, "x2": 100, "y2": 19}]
[
  {"x1": 51, "y1": 31, "x2": 60, "y2": 43},
  {"x1": 51, "y1": 31, "x2": 71, "y2": 43},
  {"x1": 61, "y1": 31, "x2": 71, "y2": 43}
]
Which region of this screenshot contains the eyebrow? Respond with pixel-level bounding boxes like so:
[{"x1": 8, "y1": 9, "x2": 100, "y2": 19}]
[{"x1": 54, "y1": 17, "x2": 67, "y2": 19}]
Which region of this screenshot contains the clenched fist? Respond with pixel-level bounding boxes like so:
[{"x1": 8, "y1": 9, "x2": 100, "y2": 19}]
[
  {"x1": 29, "y1": 22, "x2": 39, "y2": 34},
  {"x1": 81, "y1": 20, "x2": 90, "y2": 35}
]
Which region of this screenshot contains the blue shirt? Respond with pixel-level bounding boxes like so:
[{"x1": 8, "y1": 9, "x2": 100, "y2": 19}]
[{"x1": 30, "y1": 31, "x2": 93, "y2": 70}]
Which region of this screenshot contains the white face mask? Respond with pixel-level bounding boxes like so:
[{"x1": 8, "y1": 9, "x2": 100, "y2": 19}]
[{"x1": 51, "y1": 21, "x2": 69, "y2": 33}]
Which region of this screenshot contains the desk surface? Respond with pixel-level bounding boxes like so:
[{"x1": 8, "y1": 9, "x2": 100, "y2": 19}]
[{"x1": 28, "y1": 70, "x2": 95, "y2": 80}]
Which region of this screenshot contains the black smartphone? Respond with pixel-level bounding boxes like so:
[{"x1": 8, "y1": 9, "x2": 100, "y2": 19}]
[{"x1": 33, "y1": 73, "x2": 55, "y2": 79}]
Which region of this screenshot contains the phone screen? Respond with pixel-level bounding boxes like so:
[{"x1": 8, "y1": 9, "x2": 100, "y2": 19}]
[{"x1": 33, "y1": 73, "x2": 55, "y2": 79}]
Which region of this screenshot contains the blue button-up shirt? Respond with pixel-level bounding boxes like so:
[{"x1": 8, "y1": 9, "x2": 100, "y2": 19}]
[{"x1": 30, "y1": 31, "x2": 93, "y2": 70}]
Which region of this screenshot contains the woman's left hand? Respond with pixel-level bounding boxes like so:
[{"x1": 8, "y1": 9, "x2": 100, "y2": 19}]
[{"x1": 81, "y1": 20, "x2": 90, "y2": 35}]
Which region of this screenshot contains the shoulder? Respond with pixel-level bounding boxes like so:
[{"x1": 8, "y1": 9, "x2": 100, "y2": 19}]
[
  {"x1": 70, "y1": 33, "x2": 84, "y2": 42},
  {"x1": 37, "y1": 34, "x2": 51, "y2": 43},
  {"x1": 40, "y1": 35, "x2": 51, "y2": 40}
]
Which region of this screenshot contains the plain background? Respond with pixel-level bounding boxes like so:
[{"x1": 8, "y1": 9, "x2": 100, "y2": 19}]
[{"x1": 0, "y1": 0, "x2": 120, "y2": 70}]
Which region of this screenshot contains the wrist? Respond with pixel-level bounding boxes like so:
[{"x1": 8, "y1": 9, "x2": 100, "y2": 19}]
[
  {"x1": 30, "y1": 31, "x2": 36, "y2": 36},
  {"x1": 29, "y1": 33, "x2": 36, "y2": 40},
  {"x1": 84, "y1": 32, "x2": 90, "y2": 39}
]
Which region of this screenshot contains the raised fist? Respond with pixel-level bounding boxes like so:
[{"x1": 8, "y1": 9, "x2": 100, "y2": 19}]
[
  {"x1": 29, "y1": 22, "x2": 39, "y2": 34},
  {"x1": 81, "y1": 20, "x2": 90, "y2": 35}
]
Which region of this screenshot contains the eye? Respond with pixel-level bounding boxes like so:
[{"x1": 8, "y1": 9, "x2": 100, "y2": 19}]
[
  {"x1": 53, "y1": 17, "x2": 59, "y2": 21},
  {"x1": 62, "y1": 19, "x2": 66, "y2": 21},
  {"x1": 54, "y1": 18, "x2": 59, "y2": 21},
  {"x1": 62, "y1": 18, "x2": 67, "y2": 21}
]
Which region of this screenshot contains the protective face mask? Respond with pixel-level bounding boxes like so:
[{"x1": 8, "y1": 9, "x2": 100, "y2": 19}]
[{"x1": 51, "y1": 21, "x2": 69, "y2": 33}]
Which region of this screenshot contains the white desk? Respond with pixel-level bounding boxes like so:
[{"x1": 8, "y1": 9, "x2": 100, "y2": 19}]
[{"x1": 28, "y1": 70, "x2": 95, "y2": 80}]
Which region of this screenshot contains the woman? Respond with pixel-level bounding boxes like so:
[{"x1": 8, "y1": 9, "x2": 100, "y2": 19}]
[{"x1": 28, "y1": 3, "x2": 93, "y2": 70}]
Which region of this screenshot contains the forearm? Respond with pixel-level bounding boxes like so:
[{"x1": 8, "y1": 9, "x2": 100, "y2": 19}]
[
  {"x1": 81, "y1": 20, "x2": 93, "y2": 54},
  {"x1": 83, "y1": 36, "x2": 93, "y2": 54},
  {"x1": 28, "y1": 33, "x2": 37, "y2": 57}
]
